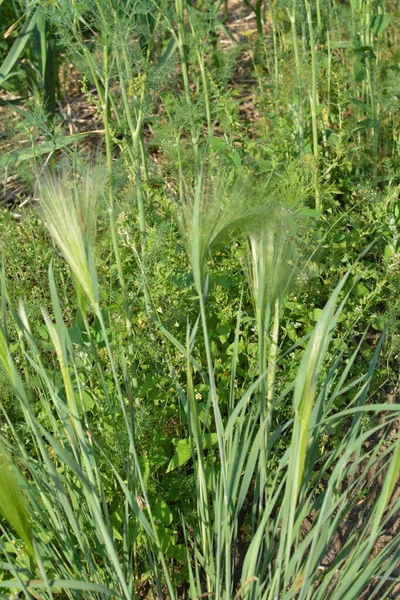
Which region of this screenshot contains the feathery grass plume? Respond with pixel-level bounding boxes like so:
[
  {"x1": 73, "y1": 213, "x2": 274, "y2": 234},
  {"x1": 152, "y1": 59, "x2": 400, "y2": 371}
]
[
  {"x1": 248, "y1": 206, "x2": 297, "y2": 331},
  {"x1": 246, "y1": 204, "x2": 298, "y2": 506},
  {"x1": 179, "y1": 167, "x2": 277, "y2": 293},
  {"x1": 37, "y1": 168, "x2": 104, "y2": 307}
]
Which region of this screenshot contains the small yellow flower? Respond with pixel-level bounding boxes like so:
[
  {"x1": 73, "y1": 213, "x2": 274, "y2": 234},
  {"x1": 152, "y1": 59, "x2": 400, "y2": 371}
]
[{"x1": 195, "y1": 392, "x2": 202, "y2": 400}]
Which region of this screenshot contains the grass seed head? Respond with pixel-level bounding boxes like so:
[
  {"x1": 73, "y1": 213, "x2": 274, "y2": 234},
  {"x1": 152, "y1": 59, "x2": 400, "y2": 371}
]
[
  {"x1": 179, "y1": 169, "x2": 277, "y2": 292},
  {"x1": 37, "y1": 168, "x2": 104, "y2": 307},
  {"x1": 248, "y1": 206, "x2": 297, "y2": 328}
]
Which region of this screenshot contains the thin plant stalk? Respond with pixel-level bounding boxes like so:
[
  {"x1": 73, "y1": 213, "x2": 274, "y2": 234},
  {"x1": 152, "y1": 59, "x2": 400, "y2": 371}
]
[
  {"x1": 194, "y1": 43, "x2": 212, "y2": 135},
  {"x1": 113, "y1": 48, "x2": 153, "y2": 320},
  {"x1": 187, "y1": 1, "x2": 213, "y2": 133},
  {"x1": 266, "y1": 298, "x2": 280, "y2": 431},
  {"x1": 175, "y1": 0, "x2": 192, "y2": 108},
  {"x1": 255, "y1": 0, "x2": 263, "y2": 36},
  {"x1": 101, "y1": 42, "x2": 137, "y2": 373},
  {"x1": 362, "y1": 0, "x2": 379, "y2": 159},
  {"x1": 173, "y1": 0, "x2": 200, "y2": 158},
  {"x1": 287, "y1": 0, "x2": 305, "y2": 154},
  {"x1": 271, "y1": 5, "x2": 279, "y2": 99},
  {"x1": 102, "y1": 44, "x2": 113, "y2": 180},
  {"x1": 304, "y1": 0, "x2": 321, "y2": 211}
]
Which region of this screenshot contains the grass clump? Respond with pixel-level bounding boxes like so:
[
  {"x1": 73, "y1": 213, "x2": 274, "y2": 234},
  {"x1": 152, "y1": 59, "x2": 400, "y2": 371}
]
[
  {"x1": 0, "y1": 165, "x2": 398, "y2": 600},
  {"x1": 0, "y1": 1, "x2": 399, "y2": 599}
]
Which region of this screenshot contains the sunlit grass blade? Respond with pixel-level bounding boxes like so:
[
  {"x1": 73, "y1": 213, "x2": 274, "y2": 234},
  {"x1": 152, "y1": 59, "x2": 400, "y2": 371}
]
[
  {"x1": 0, "y1": 6, "x2": 42, "y2": 86},
  {"x1": 0, "y1": 440, "x2": 35, "y2": 561},
  {"x1": 369, "y1": 434, "x2": 400, "y2": 542},
  {"x1": 274, "y1": 274, "x2": 349, "y2": 592}
]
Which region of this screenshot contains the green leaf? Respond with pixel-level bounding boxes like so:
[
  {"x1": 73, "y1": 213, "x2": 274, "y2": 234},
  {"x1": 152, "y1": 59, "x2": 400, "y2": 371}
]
[
  {"x1": 0, "y1": 579, "x2": 122, "y2": 596},
  {"x1": 216, "y1": 322, "x2": 230, "y2": 344},
  {"x1": 0, "y1": 440, "x2": 35, "y2": 560},
  {"x1": 68, "y1": 324, "x2": 82, "y2": 344},
  {"x1": 371, "y1": 316, "x2": 385, "y2": 331},
  {"x1": 202, "y1": 432, "x2": 218, "y2": 449},
  {"x1": 157, "y1": 36, "x2": 178, "y2": 67},
  {"x1": 309, "y1": 308, "x2": 323, "y2": 322},
  {"x1": 354, "y1": 118, "x2": 378, "y2": 133},
  {"x1": 166, "y1": 432, "x2": 218, "y2": 472},
  {"x1": 151, "y1": 496, "x2": 173, "y2": 526},
  {"x1": 384, "y1": 244, "x2": 394, "y2": 259},
  {"x1": 353, "y1": 58, "x2": 366, "y2": 83},
  {"x1": 148, "y1": 443, "x2": 169, "y2": 468},
  {"x1": 296, "y1": 208, "x2": 321, "y2": 218},
  {"x1": 0, "y1": 7, "x2": 42, "y2": 87},
  {"x1": 75, "y1": 390, "x2": 95, "y2": 412},
  {"x1": 210, "y1": 136, "x2": 229, "y2": 151},
  {"x1": 353, "y1": 282, "x2": 369, "y2": 298},
  {"x1": 110, "y1": 509, "x2": 124, "y2": 541},
  {"x1": 232, "y1": 150, "x2": 242, "y2": 168},
  {"x1": 154, "y1": 525, "x2": 177, "y2": 553},
  {"x1": 166, "y1": 439, "x2": 192, "y2": 472},
  {"x1": 370, "y1": 436, "x2": 400, "y2": 541},
  {"x1": 371, "y1": 13, "x2": 391, "y2": 36},
  {"x1": 0, "y1": 132, "x2": 97, "y2": 169},
  {"x1": 167, "y1": 543, "x2": 187, "y2": 561}
]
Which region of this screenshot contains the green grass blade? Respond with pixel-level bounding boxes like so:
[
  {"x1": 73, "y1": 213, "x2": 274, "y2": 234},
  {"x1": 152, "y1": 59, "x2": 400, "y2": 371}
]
[
  {"x1": 0, "y1": 132, "x2": 100, "y2": 169},
  {"x1": 0, "y1": 6, "x2": 41, "y2": 86},
  {"x1": 0, "y1": 578, "x2": 122, "y2": 596},
  {"x1": 0, "y1": 440, "x2": 35, "y2": 561},
  {"x1": 369, "y1": 434, "x2": 400, "y2": 541}
]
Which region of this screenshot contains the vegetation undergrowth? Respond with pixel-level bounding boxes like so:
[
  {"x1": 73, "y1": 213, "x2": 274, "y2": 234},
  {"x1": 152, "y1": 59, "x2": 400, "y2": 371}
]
[{"x1": 0, "y1": 1, "x2": 399, "y2": 599}]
